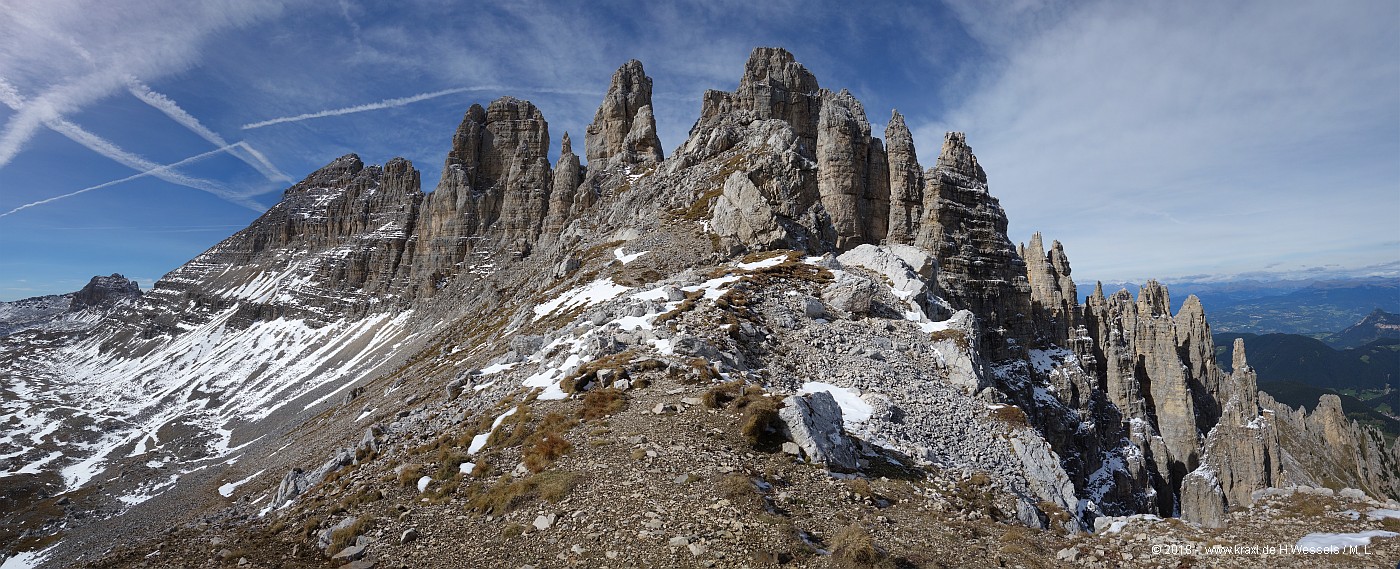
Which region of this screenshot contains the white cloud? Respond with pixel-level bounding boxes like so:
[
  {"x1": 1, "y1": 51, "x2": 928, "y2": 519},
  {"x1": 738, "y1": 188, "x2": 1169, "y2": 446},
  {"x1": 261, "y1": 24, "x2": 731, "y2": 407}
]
[
  {"x1": 924, "y1": 0, "x2": 1400, "y2": 282},
  {"x1": 0, "y1": 0, "x2": 287, "y2": 201},
  {"x1": 241, "y1": 85, "x2": 596, "y2": 130}
]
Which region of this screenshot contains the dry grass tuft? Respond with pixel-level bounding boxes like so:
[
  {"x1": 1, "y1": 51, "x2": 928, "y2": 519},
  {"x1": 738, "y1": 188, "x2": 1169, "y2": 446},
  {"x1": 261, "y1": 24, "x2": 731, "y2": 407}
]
[
  {"x1": 578, "y1": 388, "x2": 626, "y2": 420},
  {"x1": 989, "y1": 405, "x2": 1030, "y2": 428},
  {"x1": 830, "y1": 524, "x2": 894, "y2": 569},
  {"x1": 740, "y1": 397, "x2": 783, "y2": 449},
  {"x1": 521, "y1": 412, "x2": 577, "y2": 473},
  {"x1": 466, "y1": 471, "x2": 580, "y2": 515},
  {"x1": 327, "y1": 514, "x2": 372, "y2": 552}
]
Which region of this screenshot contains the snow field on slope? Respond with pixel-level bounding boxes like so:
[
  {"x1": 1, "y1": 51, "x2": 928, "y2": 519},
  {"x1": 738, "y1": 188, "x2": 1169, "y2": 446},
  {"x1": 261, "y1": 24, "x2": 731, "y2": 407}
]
[{"x1": 13, "y1": 304, "x2": 414, "y2": 494}]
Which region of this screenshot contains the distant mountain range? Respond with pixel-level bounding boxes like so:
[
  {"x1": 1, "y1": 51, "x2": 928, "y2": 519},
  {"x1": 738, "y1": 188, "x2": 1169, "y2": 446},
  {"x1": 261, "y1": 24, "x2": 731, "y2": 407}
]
[{"x1": 1089, "y1": 277, "x2": 1399, "y2": 337}]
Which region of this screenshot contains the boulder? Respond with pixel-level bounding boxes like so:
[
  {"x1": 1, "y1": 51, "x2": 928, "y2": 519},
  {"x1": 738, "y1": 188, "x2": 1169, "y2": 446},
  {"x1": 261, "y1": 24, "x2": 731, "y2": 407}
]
[{"x1": 779, "y1": 391, "x2": 859, "y2": 472}]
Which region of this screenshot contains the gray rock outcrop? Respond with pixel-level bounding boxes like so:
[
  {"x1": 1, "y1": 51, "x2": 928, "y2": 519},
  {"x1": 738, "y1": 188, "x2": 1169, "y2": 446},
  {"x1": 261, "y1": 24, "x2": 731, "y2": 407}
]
[
  {"x1": 1180, "y1": 339, "x2": 1282, "y2": 527},
  {"x1": 779, "y1": 391, "x2": 859, "y2": 472},
  {"x1": 914, "y1": 133, "x2": 1034, "y2": 360},
  {"x1": 70, "y1": 274, "x2": 141, "y2": 309}
]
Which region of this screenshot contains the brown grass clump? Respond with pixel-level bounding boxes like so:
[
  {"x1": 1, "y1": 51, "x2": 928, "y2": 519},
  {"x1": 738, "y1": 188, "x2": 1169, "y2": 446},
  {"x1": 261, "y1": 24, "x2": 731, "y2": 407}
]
[
  {"x1": 702, "y1": 380, "x2": 746, "y2": 408},
  {"x1": 989, "y1": 405, "x2": 1030, "y2": 429},
  {"x1": 929, "y1": 329, "x2": 970, "y2": 350},
  {"x1": 522, "y1": 412, "x2": 577, "y2": 473},
  {"x1": 396, "y1": 464, "x2": 423, "y2": 488},
  {"x1": 466, "y1": 471, "x2": 580, "y2": 515},
  {"x1": 655, "y1": 290, "x2": 704, "y2": 324},
  {"x1": 740, "y1": 397, "x2": 783, "y2": 449},
  {"x1": 954, "y1": 471, "x2": 1003, "y2": 518},
  {"x1": 830, "y1": 524, "x2": 894, "y2": 569},
  {"x1": 1037, "y1": 500, "x2": 1071, "y2": 528},
  {"x1": 719, "y1": 474, "x2": 765, "y2": 512},
  {"x1": 578, "y1": 388, "x2": 626, "y2": 420}
]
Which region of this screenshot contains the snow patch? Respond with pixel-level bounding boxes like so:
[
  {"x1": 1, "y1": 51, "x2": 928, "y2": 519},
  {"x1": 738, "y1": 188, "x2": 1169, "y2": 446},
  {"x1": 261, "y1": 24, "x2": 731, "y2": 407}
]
[
  {"x1": 797, "y1": 382, "x2": 873, "y2": 425},
  {"x1": 533, "y1": 279, "x2": 631, "y2": 321},
  {"x1": 613, "y1": 248, "x2": 648, "y2": 264},
  {"x1": 468, "y1": 407, "x2": 519, "y2": 455},
  {"x1": 218, "y1": 469, "x2": 265, "y2": 498}
]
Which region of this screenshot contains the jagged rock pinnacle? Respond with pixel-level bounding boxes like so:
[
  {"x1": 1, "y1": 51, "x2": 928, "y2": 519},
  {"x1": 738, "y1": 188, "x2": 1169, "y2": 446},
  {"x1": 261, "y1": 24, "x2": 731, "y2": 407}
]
[{"x1": 586, "y1": 60, "x2": 663, "y2": 167}]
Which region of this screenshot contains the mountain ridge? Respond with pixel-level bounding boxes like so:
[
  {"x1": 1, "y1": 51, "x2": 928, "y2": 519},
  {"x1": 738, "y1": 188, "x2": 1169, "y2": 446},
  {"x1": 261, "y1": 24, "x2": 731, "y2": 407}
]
[{"x1": 3, "y1": 47, "x2": 1397, "y2": 568}]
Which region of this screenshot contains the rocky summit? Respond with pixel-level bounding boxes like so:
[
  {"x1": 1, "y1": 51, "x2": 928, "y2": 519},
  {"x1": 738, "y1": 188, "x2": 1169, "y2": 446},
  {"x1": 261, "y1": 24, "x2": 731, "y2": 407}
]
[{"x1": 2, "y1": 48, "x2": 1397, "y2": 569}]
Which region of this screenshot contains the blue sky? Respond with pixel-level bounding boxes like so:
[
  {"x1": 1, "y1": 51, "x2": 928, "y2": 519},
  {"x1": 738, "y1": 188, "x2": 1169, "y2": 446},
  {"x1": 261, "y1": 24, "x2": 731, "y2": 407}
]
[{"x1": 0, "y1": 0, "x2": 1396, "y2": 300}]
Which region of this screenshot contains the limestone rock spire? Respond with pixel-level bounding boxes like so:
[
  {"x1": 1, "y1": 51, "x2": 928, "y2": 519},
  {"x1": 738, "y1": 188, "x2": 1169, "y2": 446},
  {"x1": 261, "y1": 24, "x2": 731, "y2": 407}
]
[
  {"x1": 884, "y1": 110, "x2": 923, "y2": 245},
  {"x1": 585, "y1": 59, "x2": 663, "y2": 168},
  {"x1": 543, "y1": 132, "x2": 584, "y2": 239}
]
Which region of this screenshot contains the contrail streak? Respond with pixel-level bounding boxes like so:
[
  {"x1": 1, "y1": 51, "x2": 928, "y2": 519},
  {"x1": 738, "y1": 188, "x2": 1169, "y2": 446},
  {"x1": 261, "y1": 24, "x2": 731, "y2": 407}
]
[
  {"x1": 241, "y1": 86, "x2": 597, "y2": 130},
  {"x1": 0, "y1": 144, "x2": 248, "y2": 218},
  {"x1": 126, "y1": 79, "x2": 292, "y2": 182},
  {"x1": 0, "y1": 77, "x2": 263, "y2": 211}
]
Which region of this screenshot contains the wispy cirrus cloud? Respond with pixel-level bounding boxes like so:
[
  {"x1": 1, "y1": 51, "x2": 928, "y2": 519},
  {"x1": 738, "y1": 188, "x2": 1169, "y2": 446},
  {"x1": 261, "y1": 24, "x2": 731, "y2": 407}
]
[
  {"x1": 923, "y1": 0, "x2": 1400, "y2": 282},
  {"x1": 0, "y1": 0, "x2": 287, "y2": 207}
]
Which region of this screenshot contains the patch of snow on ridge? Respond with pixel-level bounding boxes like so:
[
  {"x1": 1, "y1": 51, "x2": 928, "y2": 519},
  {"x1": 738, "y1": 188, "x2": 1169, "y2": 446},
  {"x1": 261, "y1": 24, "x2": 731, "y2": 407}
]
[
  {"x1": 533, "y1": 278, "x2": 631, "y2": 321},
  {"x1": 736, "y1": 254, "x2": 787, "y2": 271},
  {"x1": 218, "y1": 469, "x2": 265, "y2": 497},
  {"x1": 613, "y1": 248, "x2": 648, "y2": 264},
  {"x1": 468, "y1": 407, "x2": 519, "y2": 454},
  {"x1": 798, "y1": 382, "x2": 873, "y2": 424},
  {"x1": 8, "y1": 304, "x2": 416, "y2": 493}
]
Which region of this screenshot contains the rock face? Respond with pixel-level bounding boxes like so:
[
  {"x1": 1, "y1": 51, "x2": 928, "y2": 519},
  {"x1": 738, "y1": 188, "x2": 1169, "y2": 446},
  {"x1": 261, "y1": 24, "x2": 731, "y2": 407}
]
[
  {"x1": 779, "y1": 391, "x2": 859, "y2": 472},
  {"x1": 916, "y1": 133, "x2": 1033, "y2": 360},
  {"x1": 1021, "y1": 234, "x2": 1076, "y2": 344},
  {"x1": 883, "y1": 111, "x2": 923, "y2": 245},
  {"x1": 1261, "y1": 391, "x2": 1400, "y2": 500},
  {"x1": 543, "y1": 132, "x2": 585, "y2": 239},
  {"x1": 154, "y1": 153, "x2": 424, "y2": 316},
  {"x1": 585, "y1": 60, "x2": 663, "y2": 169},
  {"x1": 697, "y1": 47, "x2": 822, "y2": 152},
  {"x1": 711, "y1": 172, "x2": 790, "y2": 249},
  {"x1": 413, "y1": 97, "x2": 554, "y2": 282},
  {"x1": 70, "y1": 274, "x2": 141, "y2": 309},
  {"x1": 815, "y1": 89, "x2": 889, "y2": 249},
  {"x1": 1180, "y1": 340, "x2": 1282, "y2": 527}
]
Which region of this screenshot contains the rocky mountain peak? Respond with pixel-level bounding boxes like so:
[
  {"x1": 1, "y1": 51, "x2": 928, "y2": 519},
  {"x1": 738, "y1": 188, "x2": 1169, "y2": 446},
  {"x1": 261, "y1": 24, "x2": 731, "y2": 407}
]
[
  {"x1": 695, "y1": 47, "x2": 822, "y2": 150},
  {"x1": 933, "y1": 131, "x2": 987, "y2": 187},
  {"x1": 70, "y1": 273, "x2": 141, "y2": 309},
  {"x1": 585, "y1": 59, "x2": 663, "y2": 168}
]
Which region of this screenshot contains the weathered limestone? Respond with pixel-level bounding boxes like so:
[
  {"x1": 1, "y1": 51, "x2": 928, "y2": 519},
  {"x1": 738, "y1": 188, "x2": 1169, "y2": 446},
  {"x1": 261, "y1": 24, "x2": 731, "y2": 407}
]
[
  {"x1": 1022, "y1": 233, "x2": 1078, "y2": 344},
  {"x1": 1180, "y1": 339, "x2": 1282, "y2": 527},
  {"x1": 412, "y1": 97, "x2": 554, "y2": 286},
  {"x1": 815, "y1": 89, "x2": 888, "y2": 249},
  {"x1": 883, "y1": 110, "x2": 923, "y2": 245},
  {"x1": 585, "y1": 60, "x2": 663, "y2": 168},
  {"x1": 779, "y1": 391, "x2": 859, "y2": 472},
  {"x1": 543, "y1": 132, "x2": 584, "y2": 239},
  {"x1": 697, "y1": 47, "x2": 822, "y2": 151},
  {"x1": 915, "y1": 132, "x2": 1034, "y2": 360},
  {"x1": 710, "y1": 172, "x2": 790, "y2": 249}
]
